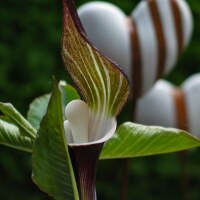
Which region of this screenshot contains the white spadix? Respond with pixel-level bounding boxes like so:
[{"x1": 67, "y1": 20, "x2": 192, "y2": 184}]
[
  {"x1": 64, "y1": 100, "x2": 117, "y2": 145},
  {"x1": 65, "y1": 100, "x2": 89, "y2": 143}
]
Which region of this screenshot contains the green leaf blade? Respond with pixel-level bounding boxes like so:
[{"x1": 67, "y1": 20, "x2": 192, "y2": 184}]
[
  {"x1": 27, "y1": 82, "x2": 80, "y2": 131},
  {"x1": 0, "y1": 102, "x2": 36, "y2": 139},
  {"x1": 0, "y1": 117, "x2": 34, "y2": 152},
  {"x1": 100, "y1": 122, "x2": 200, "y2": 159},
  {"x1": 32, "y1": 81, "x2": 79, "y2": 200},
  {"x1": 27, "y1": 94, "x2": 51, "y2": 130},
  {"x1": 59, "y1": 82, "x2": 80, "y2": 107}
]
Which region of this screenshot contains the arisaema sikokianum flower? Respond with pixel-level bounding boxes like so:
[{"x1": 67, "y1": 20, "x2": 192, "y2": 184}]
[{"x1": 0, "y1": 0, "x2": 200, "y2": 200}]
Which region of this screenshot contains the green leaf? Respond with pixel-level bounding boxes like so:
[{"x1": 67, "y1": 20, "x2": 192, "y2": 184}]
[
  {"x1": 62, "y1": 0, "x2": 130, "y2": 118},
  {"x1": 0, "y1": 116, "x2": 34, "y2": 152},
  {"x1": 27, "y1": 94, "x2": 51, "y2": 130},
  {"x1": 27, "y1": 82, "x2": 80, "y2": 130},
  {"x1": 0, "y1": 102, "x2": 36, "y2": 139},
  {"x1": 100, "y1": 122, "x2": 200, "y2": 159},
  {"x1": 59, "y1": 81, "x2": 80, "y2": 108},
  {"x1": 32, "y1": 80, "x2": 79, "y2": 200}
]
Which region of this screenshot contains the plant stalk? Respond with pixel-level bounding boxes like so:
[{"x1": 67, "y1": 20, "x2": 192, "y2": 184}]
[
  {"x1": 120, "y1": 158, "x2": 130, "y2": 200},
  {"x1": 178, "y1": 150, "x2": 189, "y2": 200},
  {"x1": 69, "y1": 143, "x2": 104, "y2": 200},
  {"x1": 119, "y1": 99, "x2": 137, "y2": 200}
]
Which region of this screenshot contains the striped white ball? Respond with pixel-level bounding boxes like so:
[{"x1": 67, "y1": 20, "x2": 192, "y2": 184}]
[
  {"x1": 135, "y1": 74, "x2": 200, "y2": 138},
  {"x1": 131, "y1": 0, "x2": 193, "y2": 95},
  {"x1": 182, "y1": 74, "x2": 200, "y2": 137},
  {"x1": 78, "y1": 0, "x2": 193, "y2": 97}
]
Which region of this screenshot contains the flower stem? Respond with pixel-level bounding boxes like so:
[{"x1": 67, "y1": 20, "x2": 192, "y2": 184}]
[
  {"x1": 178, "y1": 150, "x2": 189, "y2": 200},
  {"x1": 69, "y1": 143, "x2": 103, "y2": 200},
  {"x1": 119, "y1": 99, "x2": 137, "y2": 199},
  {"x1": 120, "y1": 159, "x2": 130, "y2": 200}
]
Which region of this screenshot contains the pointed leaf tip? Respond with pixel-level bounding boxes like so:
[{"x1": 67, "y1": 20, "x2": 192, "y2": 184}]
[{"x1": 101, "y1": 122, "x2": 200, "y2": 159}]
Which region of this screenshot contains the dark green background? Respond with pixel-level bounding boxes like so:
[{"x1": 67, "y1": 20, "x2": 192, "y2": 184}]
[{"x1": 0, "y1": 0, "x2": 200, "y2": 199}]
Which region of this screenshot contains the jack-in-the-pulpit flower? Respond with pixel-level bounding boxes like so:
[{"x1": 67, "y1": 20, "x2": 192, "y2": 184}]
[
  {"x1": 33, "y1": 1, "x2": 199, "y2": 198},
  {"x1": 63, "y1": 99, "x2": 118, "y2": 199},
  {"x1": 61, "y1": 0, "x2": 130, "y2": 199}
]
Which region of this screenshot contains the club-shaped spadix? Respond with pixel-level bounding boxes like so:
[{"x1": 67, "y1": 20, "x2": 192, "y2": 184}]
[{"x1": 65, "y1": 100, "x2": 89, "y2": 143}]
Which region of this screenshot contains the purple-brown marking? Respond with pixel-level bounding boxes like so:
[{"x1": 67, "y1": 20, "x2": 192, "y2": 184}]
[
  {"x1": 127, "y1": 17, "x2": 143, "y2": 98},
  {"x1": 170, "y1": 0, "x2": 184, "y2": 54},
  {"x1": 148, "y1": 0, "x2": 167, "y2": 80},
  {"x1": 173, "y1": 89, "x2": 188, "y2": 131}
]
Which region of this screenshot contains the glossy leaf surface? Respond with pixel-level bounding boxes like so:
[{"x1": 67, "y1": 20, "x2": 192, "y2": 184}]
[
  {"x1": 100, "y1": 122, "x2": 200, "y2": 159},
  {"x1": 0, "y1": 102, "x2": 36, "y2": 139},
  {"x1": 27, "y1": 94, "x2": 51, "y2": 130},
  {"x1": 0, "y1": 116, "x2": 33, "y2": 152},
  {"x1": 27, "y1": 82, "x2": 80, "y2": 130},
  {"x1": 32, "y1": 81, "x2": 79, "y2": 200},
  {"x1": 59, "y1": 81, "x2": 80, "y2": 108}
]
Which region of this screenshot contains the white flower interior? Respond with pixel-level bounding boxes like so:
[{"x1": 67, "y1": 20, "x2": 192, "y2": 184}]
[{"x1": 64, "y1": 100, "x2": 117, "y2": 145}]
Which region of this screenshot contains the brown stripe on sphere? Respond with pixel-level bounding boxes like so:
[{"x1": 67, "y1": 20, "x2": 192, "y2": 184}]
[
  {"x1": 170, "y1": 0, "x2": 184, "y2": 54},
  {"x1": 148, "y1": 0, "x2": 167, "y2": 80},
  {"x1": 173, "y1": 89, "x2": 188, "y2": 131},
  {"x1": 127, "y1": 17, "x2": 142, "y2": 98}
]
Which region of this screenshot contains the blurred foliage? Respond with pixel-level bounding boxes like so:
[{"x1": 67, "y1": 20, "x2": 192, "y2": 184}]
[{"x1": 0, "y1": 0, "x2": 200, "y2": 199}]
